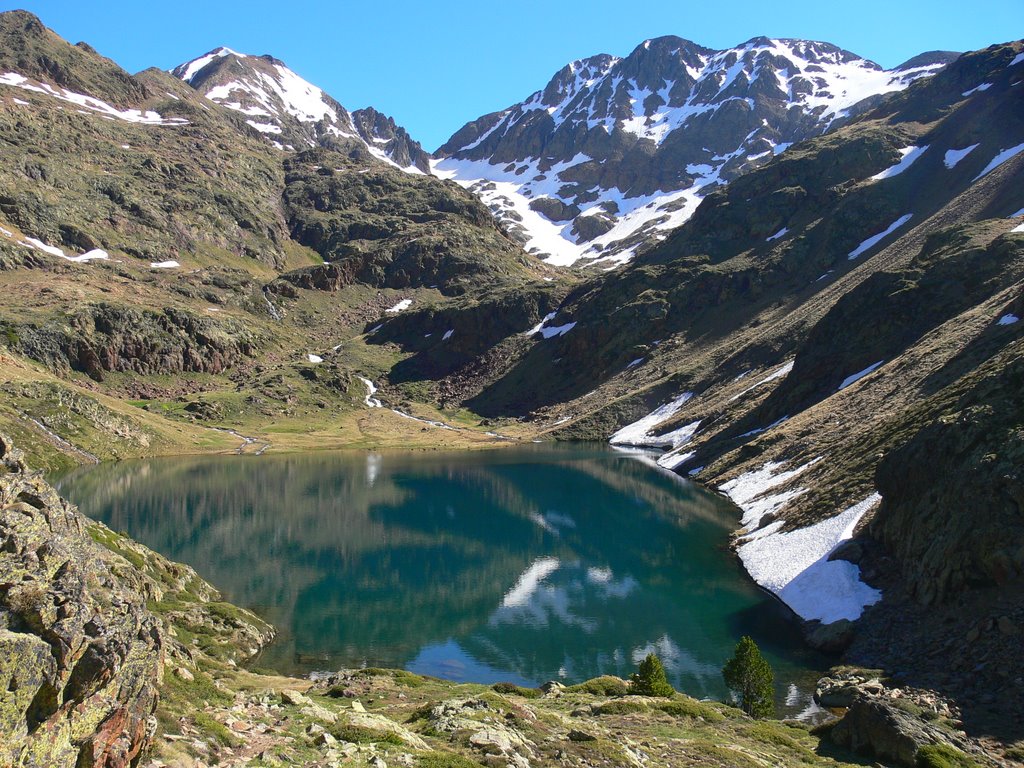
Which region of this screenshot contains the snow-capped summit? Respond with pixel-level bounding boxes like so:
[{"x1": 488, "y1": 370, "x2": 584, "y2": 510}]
[
  {"x1": 434, "y1": 36, "x2": 957, "y2": 266},
  {"x1": 172, "y1": 48, "x2": 430, "y2": 173}
]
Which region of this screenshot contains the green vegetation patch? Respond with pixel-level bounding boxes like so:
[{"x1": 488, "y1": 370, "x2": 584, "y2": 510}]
[
  {"x1": 593, "y1": 699, "x2": 649, "y2": 716},
  {"x1": 745, "y1": 721, "x2": 818, "y2": 761},
  {"x1": 417, "y1": 752, "x2": 485, "y2": 768},
  {"x1": 491, "y1": 682, "x2": 541, "y2": 699},
  {"x1": 330, "y1": 722, "x2": 404, "y2": 745},
  {"x1": 915, "y1": 744, "x2": 981, "y2": 768},
  {"x1": 658, "y1": 697, "x2": 726, "y2": 722},
  {"x1": 566, "y1": 676, "x2": 629, "y2": 697}
]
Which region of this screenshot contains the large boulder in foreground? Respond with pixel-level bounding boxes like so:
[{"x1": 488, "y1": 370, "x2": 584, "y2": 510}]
[{"x1": 0, "y1": 434, "x2": 162, "y2": 768}]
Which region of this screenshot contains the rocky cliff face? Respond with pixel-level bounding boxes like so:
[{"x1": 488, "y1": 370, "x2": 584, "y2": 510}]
[
  {"x1": 0, "y1": 433, "x2": 162, "y2": 767},
  {"x1": 435, "y1": 36, "x2": 956, "y2": 266},
  {"x1": 872, "y1": 349, "x2": 1024, "y2": 604}
]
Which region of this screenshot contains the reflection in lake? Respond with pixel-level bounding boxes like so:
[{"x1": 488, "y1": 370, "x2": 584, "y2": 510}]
[{"x1": 55, "y1": 444, "x2": 826, "y2": 712}]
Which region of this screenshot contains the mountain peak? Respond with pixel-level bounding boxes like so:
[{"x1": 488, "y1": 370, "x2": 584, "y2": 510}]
[
  {"x1": 433, "y1": 34, "x2": 954, "y2": 266},
  {"x1": 171, "y1": 47, "x2": 430, "y2": 172}
]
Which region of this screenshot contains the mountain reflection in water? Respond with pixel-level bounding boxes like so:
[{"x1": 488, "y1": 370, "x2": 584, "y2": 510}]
[{"x1": 55, "y1": 444, "x2": 826, "y2": 711}]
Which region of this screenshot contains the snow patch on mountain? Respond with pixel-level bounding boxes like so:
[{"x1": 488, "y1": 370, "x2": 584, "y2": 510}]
[
  {"x1": 848, "y1": 214, "x2": 913, "y2": 259},
  {"x1": 737, "y1": 492, "x2": 883, "y2": 623},
  {"x1": 943, "y1": 144, "x2": 979, "y2": 168},
  {"x1": 609, "y1": 392, "x2": 695, "y2": 448},
  {"x1": 0, "y1": 72, "x2": 188, "y2": 125},
  {"x1": 972, "y1": 142, "x2": 1024, "y2": 181},
  {"x1": 870, "y1": 145, "x2": 928, "y2": 180}
]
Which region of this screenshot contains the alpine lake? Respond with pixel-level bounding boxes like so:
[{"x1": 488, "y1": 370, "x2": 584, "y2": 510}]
[{"x1": 54, "y1": 443, "x2": 828, "y2": 716}]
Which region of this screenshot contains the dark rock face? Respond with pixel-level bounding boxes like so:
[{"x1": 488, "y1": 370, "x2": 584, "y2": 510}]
[
  {"x1": 830, "y1": 696, "x2": 972, "y2": 766},
  {"x1": 0, "y1": 433, "x2": 162, "y2": 767},
  {"x1": 872, "y1": 350, "x2": 1024, "y2": 605}
]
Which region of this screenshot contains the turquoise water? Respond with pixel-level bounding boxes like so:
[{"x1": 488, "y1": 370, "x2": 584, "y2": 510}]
[{"x1": 55, "y1": 444, "x2": 825, "y2": 711}]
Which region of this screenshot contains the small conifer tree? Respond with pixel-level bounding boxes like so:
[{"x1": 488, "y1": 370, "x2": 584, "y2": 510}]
[
  {"x1": 722, "y1": 636, "x2": 775, "y2": 717},
  {"x1": 630, "y1": 653, "x2": 675, "y2": 697}
]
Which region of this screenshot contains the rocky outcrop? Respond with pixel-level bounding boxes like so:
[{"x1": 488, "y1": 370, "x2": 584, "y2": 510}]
[
  {"x1": 0, "y1": 433, "x2": 162, "y2": 767},
  {"x1": 281, "y1": 149, "x2": 537, "y2": 296},
  {"x1": 12, "y1": 303, "x2": 261, "y2": 381},
  {"x1": 821, "y1": 670, "x2": 986, "y2": 766}
]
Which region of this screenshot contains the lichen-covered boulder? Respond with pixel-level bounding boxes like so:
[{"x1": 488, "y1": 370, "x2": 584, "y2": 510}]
[{"x1": 0, "y1": 433, "x2": 163, "y2": 768}]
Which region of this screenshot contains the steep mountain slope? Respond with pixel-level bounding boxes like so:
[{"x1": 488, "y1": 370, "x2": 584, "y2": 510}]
[
  {"x1": 374, "y1": 40, "x2": 1024, "y2": 711},
  {"x1": 172, "y1": 47, "x2": 431, "y2": 172},
  {"x1": 435, "y1": 36, "x2": 956, "y2": 266}
]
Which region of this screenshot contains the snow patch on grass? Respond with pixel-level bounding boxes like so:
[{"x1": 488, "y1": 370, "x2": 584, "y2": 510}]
[
  {"x1": 838, "y1": 360, "x2": 884, "y2": 391},
  {"x1": 848, "y1": 214, "x2": 913, "y2": 259},
  {"x1": 720, "y1": 458, "x2": 820, "y2": 530},
  {"x1": 609, "y1": 392, "x2": 694, "y2": 448},
  {"x1": 385, "y1": 298, "x2": 412, "y2": 313},
  {"x1": 869, "y1": 145, "x2": 927, "y2": 180},
  {"x1": 728, "y1": 361, "x2": 794, "y2": 402},
  {"x1": 943, "y1": 144, "x2": 979, "y2": 168},
  {"x1": 973, "y1": 143, "x2": 1024, "y2": 181},
  {"x1": 358, "y1": 377, "x2": 382, "y2": 408},
  {"x1": 961, "y1": 82, "x2": 992, "y2": 96},
  {"x1": 0, "y1": 72, "x2": 188, "y2": 125}
]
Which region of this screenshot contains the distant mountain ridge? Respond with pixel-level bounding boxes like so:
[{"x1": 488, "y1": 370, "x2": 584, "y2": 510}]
[
  {"x1": 172, "y1": 46, "x2": 432, "y2": 173},
  {"x1": 434, "y1": 36, "x2": 958, "y2": 266}
]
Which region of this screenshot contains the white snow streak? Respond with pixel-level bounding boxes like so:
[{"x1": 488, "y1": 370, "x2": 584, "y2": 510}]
[
  {"x1": 837, "y1": 360, "x2": 884, "y2": 390},
  {"x1": 848, "y1": 214, "x2": 913, "y2": 259},
  {"x1": 358, "y1": 377, "x2": 382, "y2": 408},
  {"x1": 609, "y1": 392, "x2": 694, "y2": 448},
  {"x1": 720, "y1": 459, "x2": 820, "y2": 531},
  {"x1": 943, "y1": 144, "x2": 979, "y2": 169},
  {"x1": 0, "y1": 72, "x2": 187, "y2": 125},
  {"x1": 729, "y1": 361, "x2": 794, "y2": 402},
  {"x1": 973, "y1": 143, "x2": 1024, "y2": 181},
  {"x1": 869, "y1": 145, "x2": 928, "y2": 180}
]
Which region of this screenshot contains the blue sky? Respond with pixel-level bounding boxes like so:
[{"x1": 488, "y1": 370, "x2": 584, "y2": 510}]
[{"x1": 4, "y1": 0, "x2": 1020, "y2": 150}]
